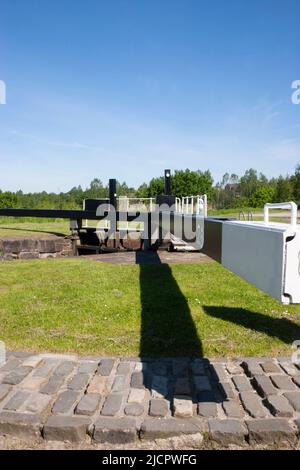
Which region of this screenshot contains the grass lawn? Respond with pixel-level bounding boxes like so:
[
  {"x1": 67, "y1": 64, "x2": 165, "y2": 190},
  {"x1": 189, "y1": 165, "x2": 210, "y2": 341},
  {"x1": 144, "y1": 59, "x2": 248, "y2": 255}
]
[
  {"x1": 0, "y1": 218, "x2": 70, "y2": 238},
  {"x1": 0, "y1": 258, "x2": 299, "y2": 358}
]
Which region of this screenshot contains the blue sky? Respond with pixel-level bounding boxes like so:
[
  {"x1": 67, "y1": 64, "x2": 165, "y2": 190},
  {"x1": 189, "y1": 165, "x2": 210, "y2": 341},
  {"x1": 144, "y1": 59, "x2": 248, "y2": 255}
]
[{"x1": 1, "y1": 0, "x2": 300, "y2": 192}]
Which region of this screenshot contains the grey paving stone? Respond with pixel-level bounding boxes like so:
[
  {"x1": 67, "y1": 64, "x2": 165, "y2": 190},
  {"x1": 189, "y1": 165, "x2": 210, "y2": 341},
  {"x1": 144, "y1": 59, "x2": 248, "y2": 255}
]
[
  {"x1": 198, "y1": 391, "x2": 215, "y2": 402},
  {"x1": 174, "y1": 377, "x2": 191, "y2": 395},
  {"x1": 279, "y1": 362, "x2": 299, "y2": 376},
  {"x1": 0, "y1": 358, "x2": 21, "y2": 373},
  {"x1": 101, "y1": 393, "x2": 123, "y2": 416},
  {"x1": 0, "y1": 411, "x2": 41, "y2": 439},
  {"x1": 283, "y1": 391, "x2": 300, "y2": 411},
  {"x1": 219, "y1": 382, "x2": 236, "y2": 400},
  {"x1": 151, "y1": 375, "x2": 168, "y2": 398},
  {"x1": 80, "y1": 355, "x2": 102, "y2": 362},
  {"x1": 150, "y1": 361, "x2": 168, "y2": 376},
  {"x1": 87, "y1": 375, "x2": 107, "y2": 394},
  {"x1": 149, "y1": 399, "x2": 169, "y2": 417},
  {"x1": 68, "y1": 373, "x2": 90, "y2": 391},
  {"x1": 19, "y1": 376, "x2": 46, "y2": 391},
  {"x1": 0, "y1": 384, "x2": 12, "y2": 403},
  {"x1": 270, "y1": 374, "x2": 297, "y2": 391},
  {"x1": 97, "y1": 358, "x2": 115, "y2": 376},
  {"x1": 260, "y1": 361, "x2": 281, "y2": 374},
  {"x1": 130, "y1": 371, "x2": 145, "y2": 389},
  {"x1": 93, "y1": 417, "x2": 137, "y2": 443},
  {"x1": 22, "y1": 356, "x2": 43, "y2": 368},
  {"x1": 52, "y1": 390, "x2": 79, "y2": 414},
  {"x1": 242, "y1": 360, "x2": 264, "y2": 377},
  {"x1": 78, "y1": 361, "x2": 98, "y2": 374},
  {"x1": 252, "y1": 375, "x2": 278, "y2": 397},
  {"x1": 24, "y1": 393, "x2": 52, "y2": 414},
  {"x1": 232, "y1": 375, "x2": 252, "y2": 392},
  {"x1": 240, "y1": 391, "x2": 269, "y2": 418},
  {"x1": 226, "y1": 362, "x2": 243, "y2": 375},
  {"x1": 208, "y1": 419, "x2": 247, "y2": 446},
  {"x1": 292, "y1": 376, "x2": 300, "y2": 388},
  {"x1": 116, "y1": 362, "x2": 131, "y2": 375},
  {"x1": 128, "y1": 388, "x2": 145, "y2": 404},
  {"x1": 191, "y1": 359, "x2": 205, "y2": 376},
  {"x1": 134, "y1": 362, "x2": 148, "y2": 372},
  {"x1": 33, "y1": 360, "x2": 58, "y2": 378},
  {"x1": 246, "y1": 418, "x2": 296, "y2": 445},
  {"x1": 112, "y1": 375, "x2": 127, "y2": 392},
  {"x1": 210, "y1": 363, "x2": 228, "y2": 382},
  {"x1": 265, "y1": 395, "x2": 294, "y2": 417},
  {"x1": 124, "y1": 403, "x2": 144, "y2": 417},
  {"x1": 173, "y1": 396, "x2": 193, "y2": 418},
  {"x1": 4, "y1": 391, "x2": 30, "y2": 411},
  {"x1": 172, "y1": 359, "x2": 189, "y2": 377},
  {"x1": 140, "y1": 417, "x2": 205, "y2": 439},
  {"x1": 2, "y1": 366, "x2": 32, "y2": 385},
  {"x1": 40, "y1": 374, "x2": 66, "y2": 395},
  {"x1": 194, "y1": 376, "x2": 212, "y2": 392},
  {"x1": 222, "y1": 400, "x2": 245, "y2": 418},
  {"x1": 43, "y1": 415, "x2": 90, "y2": 442},
  {"x1": 198, "y1": 402, "x2": 218, "y2": 417},
  {"x1": 54, "y1": 361, "x2": 76, "y2": 377},
  {"x1": 75, "y1": 393, "x2": 101, "y2": 416}
]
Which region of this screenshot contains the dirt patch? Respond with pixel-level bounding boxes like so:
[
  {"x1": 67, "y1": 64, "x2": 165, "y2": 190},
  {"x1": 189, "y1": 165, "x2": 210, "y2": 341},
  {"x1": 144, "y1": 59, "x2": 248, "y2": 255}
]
[{"x1": 85, "y1": 251, "x2": 212, "y2": 265}]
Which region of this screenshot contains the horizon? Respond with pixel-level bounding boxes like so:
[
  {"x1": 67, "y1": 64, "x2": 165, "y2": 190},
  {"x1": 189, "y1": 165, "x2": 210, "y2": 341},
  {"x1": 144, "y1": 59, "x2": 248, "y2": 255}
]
[{"x1": 1, "y1": 0, "x2": 300, "y2": 192}]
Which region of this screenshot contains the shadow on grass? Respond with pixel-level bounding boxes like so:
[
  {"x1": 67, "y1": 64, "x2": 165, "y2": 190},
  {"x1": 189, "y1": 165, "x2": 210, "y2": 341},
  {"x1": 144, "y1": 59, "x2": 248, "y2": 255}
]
[
  {"x1": 137, "y1": 251, "x2": 202, "y2": 358},
  {"x1": 203, "y1": 305, "x2": 300, "y2": 345}
]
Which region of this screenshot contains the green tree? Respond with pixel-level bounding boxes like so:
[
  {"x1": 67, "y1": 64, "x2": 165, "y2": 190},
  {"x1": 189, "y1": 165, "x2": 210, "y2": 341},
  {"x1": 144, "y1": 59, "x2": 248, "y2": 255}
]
[
  {"x1": 250, "y1": 186, "x2": 275, "y2": 207},
  {"x1": 291, "y1": 164, "x2": 300, "y2": 202},
  {"x1": 274, "y1": 176, "x2": 293, "y2": 202}
]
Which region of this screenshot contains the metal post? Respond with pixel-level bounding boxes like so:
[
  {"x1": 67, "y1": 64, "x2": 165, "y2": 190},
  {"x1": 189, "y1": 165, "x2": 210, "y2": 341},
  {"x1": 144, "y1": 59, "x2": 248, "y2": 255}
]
[
  {"x1": 109, "y1": 179, "x2": 117, "y2": 209},
  {"x1": 164, "y1": 169, "x2": 171, "y2": 195}
]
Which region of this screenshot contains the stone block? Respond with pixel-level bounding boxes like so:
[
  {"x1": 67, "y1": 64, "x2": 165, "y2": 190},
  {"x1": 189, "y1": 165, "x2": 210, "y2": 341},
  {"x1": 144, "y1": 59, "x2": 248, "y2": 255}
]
[
  {"x1": 52, "y1": 390, "x2": 79, "y2": 414},
  {"x1": 232, "y1": 375, "x2": 252, "y2": 392},
  {"x1": 101, "y1": 393, "x2": 123, "y2": 416},
  {"x1": 97, "y1": 358, "x2": 115, "y2": 376},
  {"x1": 93, "y1": 417, "x2": 137, "y2": 444},
  {"x1": 283, "y1": 391, "x2": 300, "y2": 411},
  {"x1": 0, "y1": 411, "x2": 41, "y2": 439},
  {"x1": 246, "y1": 418, "x2": 296, "y2": 445},
  {"x1": 265, "y1": 395, "x2": 294, "y2": 417},
  {"x1": 43, "y1": 415, "x2": 90, "y2": 442},
  {"x1": 240, "y1": 391, "x2": 269, "y2": 418},
  {"x1": 173, "y1": 396, "x2": 193, "y2": 418},
  {"x1": 149, "y1": 399, "x2": 169, "y2": 417},
  {"x1": 75, "y1": 393, "x2": 101, "y2": 416},
  {"x1": 208, "y1": 419, "x2": 247, "y2": 446},
  {"x1": 140, "y1": 418, "x2": 205, "y2": 440}
]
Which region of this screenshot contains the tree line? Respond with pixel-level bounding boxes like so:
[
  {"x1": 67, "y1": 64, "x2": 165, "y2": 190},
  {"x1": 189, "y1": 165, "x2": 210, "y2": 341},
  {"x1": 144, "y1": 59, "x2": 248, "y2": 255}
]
[{"x1": 0, "y1": 166, "x2": 299, "y2": 210}]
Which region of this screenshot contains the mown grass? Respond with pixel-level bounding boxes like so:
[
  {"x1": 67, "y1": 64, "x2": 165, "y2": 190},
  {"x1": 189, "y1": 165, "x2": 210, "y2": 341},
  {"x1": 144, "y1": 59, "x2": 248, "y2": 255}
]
[{"x1": 0, "y1": 258, "x2": 299, "y2": 358}]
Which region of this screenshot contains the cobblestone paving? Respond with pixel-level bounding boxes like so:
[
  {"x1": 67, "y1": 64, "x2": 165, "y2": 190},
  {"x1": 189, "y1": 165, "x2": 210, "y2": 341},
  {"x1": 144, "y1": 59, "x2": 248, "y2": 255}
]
[{"x1": 0, "y1": 352, "x2": 300, "y2": 447}]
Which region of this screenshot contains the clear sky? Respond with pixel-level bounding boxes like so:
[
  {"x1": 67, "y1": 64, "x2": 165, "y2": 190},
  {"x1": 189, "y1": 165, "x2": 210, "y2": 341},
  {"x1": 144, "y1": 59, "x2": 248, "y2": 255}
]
[{"x1": 1, "y1": 0, "x2": 300, "y2": 192}]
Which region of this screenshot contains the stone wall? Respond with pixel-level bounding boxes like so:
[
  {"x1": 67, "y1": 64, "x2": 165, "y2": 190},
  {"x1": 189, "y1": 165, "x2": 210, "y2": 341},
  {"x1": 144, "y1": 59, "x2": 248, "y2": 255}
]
[{"x1": 0, "y1": 237, "x2": 75, "y2": 260}]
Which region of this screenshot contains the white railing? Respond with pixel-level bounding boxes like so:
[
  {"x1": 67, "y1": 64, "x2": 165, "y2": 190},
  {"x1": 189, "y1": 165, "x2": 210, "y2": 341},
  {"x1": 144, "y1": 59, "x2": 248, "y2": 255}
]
[
  {"x1": 264, "y1": 201, "x2": 298, "y2": 227},
  {"x1": 82, "y1": 194, "x2": 208, "y2": 227},
  {"x1": 176, "y1": 195, "x2": 207, "y2": 216}
]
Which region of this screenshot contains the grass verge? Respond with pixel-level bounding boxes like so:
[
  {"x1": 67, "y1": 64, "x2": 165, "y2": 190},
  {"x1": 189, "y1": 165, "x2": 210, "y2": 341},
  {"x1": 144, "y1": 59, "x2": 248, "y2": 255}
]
[{"x1": 0, "y1": 258, "x2": 299, "y2": 357}]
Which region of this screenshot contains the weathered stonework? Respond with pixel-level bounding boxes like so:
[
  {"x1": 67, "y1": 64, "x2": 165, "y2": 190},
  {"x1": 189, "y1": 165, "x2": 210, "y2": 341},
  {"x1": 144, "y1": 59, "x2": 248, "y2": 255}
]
[{"x1": 0, "y1": 236, "x2": 74, "y2": 261}]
